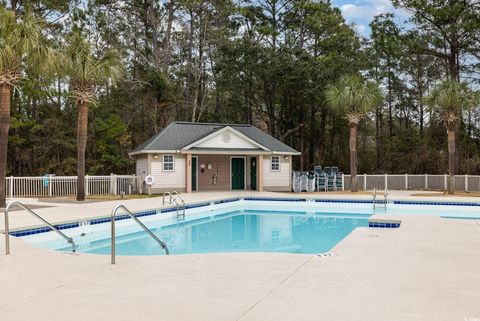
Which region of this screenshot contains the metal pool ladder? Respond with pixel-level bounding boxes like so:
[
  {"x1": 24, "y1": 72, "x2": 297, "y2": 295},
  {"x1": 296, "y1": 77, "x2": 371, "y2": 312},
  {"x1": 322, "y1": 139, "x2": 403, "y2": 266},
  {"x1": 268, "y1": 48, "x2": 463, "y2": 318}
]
[
  {"x1": 162, "y1": 191, "x2": 185, "y2": 221},
  {"x1": 373, "y1": 187, "x2": 388, "y2": 213},
  {"x1": 111, "y1": 204, "x2": 169, "y2": 264},
  {"x1": 3, "y1": 201, "x2": 76, "y2": 254}
]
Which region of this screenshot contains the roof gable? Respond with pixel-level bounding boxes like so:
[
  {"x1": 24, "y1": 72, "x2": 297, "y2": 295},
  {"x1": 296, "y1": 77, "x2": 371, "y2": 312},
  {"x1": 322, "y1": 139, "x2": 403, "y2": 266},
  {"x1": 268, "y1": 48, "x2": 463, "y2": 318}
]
[
  {"x1": 131, "y1": 122, "x2": 300, "y2": 155},
  {"x1": 183, "y1": 126, "x2": 269, "y2": 151}
]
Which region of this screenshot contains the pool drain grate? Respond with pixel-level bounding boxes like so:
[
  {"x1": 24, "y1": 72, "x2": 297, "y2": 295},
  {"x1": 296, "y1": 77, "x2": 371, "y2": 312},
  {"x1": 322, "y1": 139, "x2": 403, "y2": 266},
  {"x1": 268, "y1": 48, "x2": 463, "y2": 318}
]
[{"x1": 316, "y1": 253, "x2": 339, "y2": 257}]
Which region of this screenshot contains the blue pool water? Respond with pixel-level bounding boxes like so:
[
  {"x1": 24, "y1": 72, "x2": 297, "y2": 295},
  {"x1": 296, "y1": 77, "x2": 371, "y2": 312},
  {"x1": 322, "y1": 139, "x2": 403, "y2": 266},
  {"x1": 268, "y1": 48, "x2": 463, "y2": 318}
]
[
  {"x1": 23, "y1": 197, "x2": 479, "y2": 256},
  {"x1": 26, "y1": 207, "x2": 370, "y2": 255},
  {"x1": 89, "y1": 211, "x2": 368, "y2": 255}
]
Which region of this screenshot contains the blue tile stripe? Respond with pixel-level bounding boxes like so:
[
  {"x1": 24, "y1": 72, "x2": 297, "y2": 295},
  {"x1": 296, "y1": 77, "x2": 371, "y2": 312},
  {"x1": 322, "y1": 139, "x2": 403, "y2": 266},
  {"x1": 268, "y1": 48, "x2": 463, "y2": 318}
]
[
  {"x1": 315, "y1": 199, "x2": 373, "y2": 204},
  {"x1": 10, "y1": 222, "x2": 80, "y2": 237},
  {"x1": 393, "y1": 200, "x2": 480, "y2": 206},
  {"x1": 369, "y1": 222, "x2": 401, "y2": 228},
  {"x1": 214, "y1": 198, "x2": 240, "y2": 205},
  {"x1": 244, "y1": 197, "x2": 307, "y2": 202}
]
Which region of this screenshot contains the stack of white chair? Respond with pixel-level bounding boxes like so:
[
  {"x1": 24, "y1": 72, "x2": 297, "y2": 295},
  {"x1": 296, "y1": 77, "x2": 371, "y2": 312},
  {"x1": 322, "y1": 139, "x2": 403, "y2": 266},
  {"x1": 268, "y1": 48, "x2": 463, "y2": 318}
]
[
  {"x1": 292, "y1": 172, "x2": 301, "y2": 192},
  {"x1": 300, "y1": 174, "x2": 308, "y2": 192}
]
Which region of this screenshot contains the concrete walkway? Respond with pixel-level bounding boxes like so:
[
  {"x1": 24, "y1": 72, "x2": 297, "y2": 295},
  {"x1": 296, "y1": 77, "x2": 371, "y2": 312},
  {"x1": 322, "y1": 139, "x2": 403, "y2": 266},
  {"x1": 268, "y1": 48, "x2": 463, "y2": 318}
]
[{"x1": 1, "y1": 191, "x2": 480, "y2": 320}]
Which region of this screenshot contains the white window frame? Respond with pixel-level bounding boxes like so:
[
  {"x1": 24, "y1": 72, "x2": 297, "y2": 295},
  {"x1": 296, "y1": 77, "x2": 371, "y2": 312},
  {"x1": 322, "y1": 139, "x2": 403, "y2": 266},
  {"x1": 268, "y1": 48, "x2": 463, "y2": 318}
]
[
  {"x1": 271, "y1": 156, "x2": 280, "y2": 172},
  {"x1": 162, "y1": 154, "x2": 175, "y2": 172}
]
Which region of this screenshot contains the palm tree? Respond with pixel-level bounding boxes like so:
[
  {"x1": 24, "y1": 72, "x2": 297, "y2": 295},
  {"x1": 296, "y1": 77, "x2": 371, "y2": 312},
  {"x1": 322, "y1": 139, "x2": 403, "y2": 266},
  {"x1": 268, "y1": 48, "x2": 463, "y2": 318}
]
[
  {"x1": 425, "y1": 80, "x2": 478, "y2": 194},
  {"x1": 326, "y1": 75, "x2": 382, "y2": 192},
  {"x1": 0, "y1": 7, "x2": 53, "y2": 207},
  {"x1": 61, "y1": 32, "x2": 122, "y2": 201}
]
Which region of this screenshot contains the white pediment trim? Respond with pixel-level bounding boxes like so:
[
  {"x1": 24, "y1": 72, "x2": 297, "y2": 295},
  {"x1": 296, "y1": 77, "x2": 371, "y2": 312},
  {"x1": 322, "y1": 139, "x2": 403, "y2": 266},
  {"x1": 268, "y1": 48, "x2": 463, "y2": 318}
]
[{"x1": 182, "y1": 126, "x2": 270, "y2": 151}]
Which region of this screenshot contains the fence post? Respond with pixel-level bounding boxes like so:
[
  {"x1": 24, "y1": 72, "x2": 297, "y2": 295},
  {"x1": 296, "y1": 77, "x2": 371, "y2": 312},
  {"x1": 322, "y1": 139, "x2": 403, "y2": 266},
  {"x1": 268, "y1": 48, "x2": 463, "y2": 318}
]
[
  {"x1": 110, "y1": 173, "x2": 117, "y2": 195},
  {"x1": 465, "y1": 174, "x2": 468, "y2": 192},
  {"x1": 425, "y1": 174, "x2": 428, "y2": 190},
  {"x1": 85, "y1": 175, "x2": 89, "y2": 196},
  {"x1": 384, "y1": 174, "x2": 388, "y2": 190},
  {"x1": 364, "y1": 174, "x2": 367, "y2": 190},
  {"x1": 405, "y1": 174, "x2": 408, "y2": 190},
  {"x1": 342, "y1": 175, "x2": 345, "y2": 191},
  {"x1": 444, "y1": 174, "x2": 447, "y2": 191},
  {"x1": 48, "y1": 174, "x2": 53, "y2": 197},
  {"x1": 9, "y1": 175, "x2": 13, "y2": 198}
]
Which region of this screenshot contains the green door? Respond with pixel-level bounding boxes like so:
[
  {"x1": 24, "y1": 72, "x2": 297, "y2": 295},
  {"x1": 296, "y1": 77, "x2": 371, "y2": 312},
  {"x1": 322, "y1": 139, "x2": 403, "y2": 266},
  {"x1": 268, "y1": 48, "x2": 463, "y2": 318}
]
[
  {"x1": 250, "y1": 157, "x2": 257, "y2": 190},
  {"x1": 192, "y1": 157, "x2": 197, "y2": 191},
  {"x1": 231, "y1": 158, "x2": 245, "y2": 190}
]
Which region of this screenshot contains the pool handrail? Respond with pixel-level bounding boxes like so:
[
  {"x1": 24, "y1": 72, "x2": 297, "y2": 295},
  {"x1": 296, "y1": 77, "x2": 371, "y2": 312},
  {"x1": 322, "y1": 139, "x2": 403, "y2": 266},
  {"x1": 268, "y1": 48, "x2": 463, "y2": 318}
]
[
  {"x1": 171, "y1": 191, "x2": 185, "y2": 220},
  {"x1": 373, "y1": 187, "x2": 388, "y2": 213},
  {"x1": 162, "y1": 191, "x2": 185, "y2": 221},
  {"x1": 162, "y1": 191, "x2": 173, "y2": 205},
  {"x1": 111, "y1": 204, "x2": 169, "y2": 264},
  {"x1": 3, "y1": 201, "x2": 76, "y2": 254}
]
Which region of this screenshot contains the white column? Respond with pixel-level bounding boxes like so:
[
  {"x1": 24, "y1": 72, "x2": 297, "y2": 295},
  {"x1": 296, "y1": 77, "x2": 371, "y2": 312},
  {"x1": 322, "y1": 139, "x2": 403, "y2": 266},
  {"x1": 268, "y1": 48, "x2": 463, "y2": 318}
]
[
  {"x1": 384, "y1": 174, "x2": 388, "y2": 191},
  {"x1": 465, "y1": 174, "x2": 469, "y2": 192},
  {"x1": 48, "y1": 174, "x2": 53, "y2": 197},
  {"x1": 425, "y1": 174, "x2": 428, "y2": 189},
  {"x1": 363, "y1": 174, "x2": 367, "y2": 190},
  {"x1": 85, "y1": 175, "x2": 89, "y2": 196},
  {"x1": 405, "y1": 174, "x2": 408, "y2": 190},
  {"x1": 9, "y1": 175, "x2": 13, "y2": 198},
  {"x1": 110, "y1": 173, "x2": 115, "y2": 195},
  {"x1": 444, "y1": 174, "x2": 447, "y2": 191}
]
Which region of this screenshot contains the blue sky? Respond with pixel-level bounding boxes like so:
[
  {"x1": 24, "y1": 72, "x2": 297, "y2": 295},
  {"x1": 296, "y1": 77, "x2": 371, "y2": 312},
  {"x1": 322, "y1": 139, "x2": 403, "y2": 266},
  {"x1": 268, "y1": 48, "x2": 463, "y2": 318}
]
[{"x1": 331, "y1": 0, "x2": 410, "y2": 36}]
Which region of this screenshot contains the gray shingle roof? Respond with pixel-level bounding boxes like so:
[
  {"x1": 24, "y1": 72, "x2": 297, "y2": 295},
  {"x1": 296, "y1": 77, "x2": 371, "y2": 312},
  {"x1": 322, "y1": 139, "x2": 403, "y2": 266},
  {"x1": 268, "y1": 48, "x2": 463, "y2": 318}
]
[{"x1": 132, "y1": 122, "x2": 299, "y2": 154}]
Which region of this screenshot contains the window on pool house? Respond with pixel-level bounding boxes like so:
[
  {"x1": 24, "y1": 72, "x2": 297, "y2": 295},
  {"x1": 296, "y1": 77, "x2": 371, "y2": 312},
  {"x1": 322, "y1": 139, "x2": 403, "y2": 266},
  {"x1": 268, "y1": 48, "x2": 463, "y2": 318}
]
[
  {"x1": 163, "y1": 155, "x2": 174, "y2": 171},
  {"x1": 271, "y1": 156, "x2": 280, "y2": 171}
]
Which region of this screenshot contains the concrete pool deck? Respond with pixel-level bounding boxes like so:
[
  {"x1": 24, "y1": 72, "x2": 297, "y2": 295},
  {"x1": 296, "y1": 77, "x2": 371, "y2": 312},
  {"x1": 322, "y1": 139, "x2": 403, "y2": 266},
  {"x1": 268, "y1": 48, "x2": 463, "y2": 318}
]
[{"x1": 1, "y1": 191, "x2": 480, "y2": 321}]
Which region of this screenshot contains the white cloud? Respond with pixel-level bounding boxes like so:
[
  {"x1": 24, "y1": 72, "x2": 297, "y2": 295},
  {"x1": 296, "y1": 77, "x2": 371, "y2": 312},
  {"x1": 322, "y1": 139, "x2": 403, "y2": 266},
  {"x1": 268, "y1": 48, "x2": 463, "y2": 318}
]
[
  {"x1": 340, "y1": 0, "x2": 396, "y2": 21},
  {"x1": 335, "y1": 0, "x2": 410, "y2": 35},
  {"x1": 354, "y1": 24, "x2": 367, "y2": 34}
]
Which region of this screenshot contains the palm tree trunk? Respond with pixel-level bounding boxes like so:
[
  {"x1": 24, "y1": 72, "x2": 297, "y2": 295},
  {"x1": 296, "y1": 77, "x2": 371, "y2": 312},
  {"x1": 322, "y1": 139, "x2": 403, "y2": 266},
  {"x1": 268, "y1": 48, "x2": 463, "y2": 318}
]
[
  {"x1": 76, "y1": 101, "x2": 89, "y2": 201},
  {"x1": 0, "y1": 84, "x2": 11, "y2": 207},
  {"x1": 350, "y1": 123, "x2": 358, "y2": 192},
  {"x1": 447, "y1": 128, "x2": 455, "y2": 194}
]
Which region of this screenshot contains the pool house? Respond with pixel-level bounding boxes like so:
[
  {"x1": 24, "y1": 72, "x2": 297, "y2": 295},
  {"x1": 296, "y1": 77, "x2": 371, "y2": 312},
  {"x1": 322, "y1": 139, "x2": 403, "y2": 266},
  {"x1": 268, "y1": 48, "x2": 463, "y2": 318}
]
[{"x1": 130, "y1": 122, "x2": 300, "y2": 193}]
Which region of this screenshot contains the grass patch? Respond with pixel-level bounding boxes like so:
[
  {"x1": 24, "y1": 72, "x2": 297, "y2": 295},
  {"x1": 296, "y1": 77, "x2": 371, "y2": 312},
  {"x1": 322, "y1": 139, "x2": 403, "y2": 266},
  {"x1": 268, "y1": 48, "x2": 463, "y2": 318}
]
[{"x1": 37, "y1": 194, "x2": 160, "y2": 203}]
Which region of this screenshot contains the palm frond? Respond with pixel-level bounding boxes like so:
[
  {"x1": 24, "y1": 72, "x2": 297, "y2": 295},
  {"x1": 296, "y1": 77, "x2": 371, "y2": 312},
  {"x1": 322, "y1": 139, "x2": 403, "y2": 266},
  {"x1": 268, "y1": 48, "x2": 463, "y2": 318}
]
[
  {"x1": 61, "y1": 31, "x2": 123, "y2": 103},
  {"x1": 325, "y1": 74, "x2": 383, "y2": 124},
  {"x1": 425, "y1": 79, "x2": 479, "y2": 128},
  {"x1": 0, "y1": 7, "x2": 55, "y2": 84}
]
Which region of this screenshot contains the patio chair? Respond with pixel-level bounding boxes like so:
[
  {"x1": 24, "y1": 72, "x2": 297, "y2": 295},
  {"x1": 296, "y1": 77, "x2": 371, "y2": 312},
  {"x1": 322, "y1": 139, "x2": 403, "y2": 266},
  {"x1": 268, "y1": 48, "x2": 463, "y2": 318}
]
[
  {"x1": 335, "y1": 172, "x2": 343, "y2": 190},
  {"x1": 300, "y1": 174, "x2": 308, "y2": 192},
  {"x1": 327, "y1": 173, "x2": 336, "y2": 191},
  {"x1": 324, "y1": 166, "x2": 332, "y2": 175},
  {"x1": 292, "y1": 172, "x2": 302, "y2": 192},
  {"x1": 307, "y1": 174, "x2": 316, "y2": 192},
  {"x1": 316, "y1": 172, "x2": 327, "y2": 191},
  {"x1": 314, "y1": 166, "x2": 322, "y2": 174}
]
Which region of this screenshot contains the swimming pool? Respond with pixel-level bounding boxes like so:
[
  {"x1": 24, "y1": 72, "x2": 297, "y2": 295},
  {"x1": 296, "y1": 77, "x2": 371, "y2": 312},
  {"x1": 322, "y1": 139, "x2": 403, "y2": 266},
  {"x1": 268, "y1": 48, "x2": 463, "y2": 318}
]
[{"x1": 17, "y1": 197, "x2": 480, "y2": 256}]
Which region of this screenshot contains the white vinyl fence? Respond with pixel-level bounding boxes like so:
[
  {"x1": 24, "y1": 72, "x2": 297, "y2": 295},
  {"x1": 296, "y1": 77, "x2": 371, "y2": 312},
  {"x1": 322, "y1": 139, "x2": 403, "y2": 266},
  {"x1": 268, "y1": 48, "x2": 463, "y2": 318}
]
[
  {"x1": 5, "y1": 175, "x2": 141, "y2": 198},
  {"x1": 343, "y1": 174, "x2": 480, "y2": 192}
]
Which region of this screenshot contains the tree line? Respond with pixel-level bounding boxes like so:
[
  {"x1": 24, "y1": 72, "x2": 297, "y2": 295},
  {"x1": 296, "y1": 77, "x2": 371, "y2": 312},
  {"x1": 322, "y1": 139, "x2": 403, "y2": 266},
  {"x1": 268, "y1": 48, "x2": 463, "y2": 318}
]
[{"x1": 1, "y1": 0, "x2": 480, "y2": 201}]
